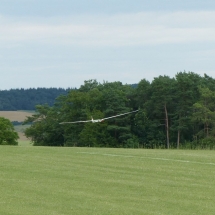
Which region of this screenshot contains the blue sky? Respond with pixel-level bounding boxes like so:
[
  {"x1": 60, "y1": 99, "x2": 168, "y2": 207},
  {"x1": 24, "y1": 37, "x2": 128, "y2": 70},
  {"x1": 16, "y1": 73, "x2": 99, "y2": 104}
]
[{"x1": 1, "y1": 0, "x2": 215, "y2": 89}]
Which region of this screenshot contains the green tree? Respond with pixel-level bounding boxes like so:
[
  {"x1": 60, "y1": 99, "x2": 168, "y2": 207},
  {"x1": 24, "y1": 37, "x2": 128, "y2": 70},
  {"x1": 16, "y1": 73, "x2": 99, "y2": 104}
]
[
  {"x1": 0, "y1": 117, "x2": 19, "y2": 145},
  {"x1": 79, "y1": 110, "x2": 115, "y2": 147},
  {"x1": 79, "y1": 79, "x2": 100, "y2": 92},
  {"x1": 100, "y1": 82, "x2": 134, "y2": 147},
  {"x1": 58, "y1": 81, "x2": 137, "y2": 148},
  {"x1": 133, "y1": 110, "x2": 150, "y2": 148},
  {"x1": 173, "y1": 71, "x2": 202, "y2": 148},
  {"x1": 203, "y1": 74, "x2": 215, "y2": 92},
  {"x1": 133, "y1": 78, "x2": 151, "y2": 109},
  {"x1": 148, "y1": 76, "x2": 176, "y2": 148},
  {"x1": 192, "y1": 87, "x2": 215, "y2": 139},
  {"x1": 56, "y1": 90, "x2": 93, "y2": 146},
  {"x1": 24, "y1": 104, "x2": 64, "y2": 146}
]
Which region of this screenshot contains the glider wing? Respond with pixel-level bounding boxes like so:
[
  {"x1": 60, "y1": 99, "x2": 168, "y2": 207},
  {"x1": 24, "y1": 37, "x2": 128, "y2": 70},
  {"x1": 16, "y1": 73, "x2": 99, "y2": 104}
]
[
  {"x1": 59, "y1": 120, "x2": 92, "y2": 124},
  {"x1": 102, "y1": 110, "x2": 138, "y2": 120}
]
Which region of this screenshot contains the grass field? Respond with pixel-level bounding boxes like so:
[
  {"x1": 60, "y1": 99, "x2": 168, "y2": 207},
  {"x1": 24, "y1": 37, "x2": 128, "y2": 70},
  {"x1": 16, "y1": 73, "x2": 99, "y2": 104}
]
[
  {"x1": 0, "y1": 147, "x2": 215, "y2": 215},
  {"x1": 18, "y1": 140, "x2": 32, "y2": 147}
]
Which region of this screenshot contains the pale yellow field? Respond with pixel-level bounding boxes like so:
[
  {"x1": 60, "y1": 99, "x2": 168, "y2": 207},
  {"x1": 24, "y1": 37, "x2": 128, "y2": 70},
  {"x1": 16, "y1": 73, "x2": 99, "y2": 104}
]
[{"x1": 0, "y1": 111, "x2": 33, "y2": 121}]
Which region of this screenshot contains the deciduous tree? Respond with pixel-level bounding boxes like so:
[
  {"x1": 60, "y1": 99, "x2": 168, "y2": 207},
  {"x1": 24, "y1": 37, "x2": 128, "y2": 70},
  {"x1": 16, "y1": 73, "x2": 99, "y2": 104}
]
[{"x1": 0, "y1": 117, "x2": 19, "y2": 145}]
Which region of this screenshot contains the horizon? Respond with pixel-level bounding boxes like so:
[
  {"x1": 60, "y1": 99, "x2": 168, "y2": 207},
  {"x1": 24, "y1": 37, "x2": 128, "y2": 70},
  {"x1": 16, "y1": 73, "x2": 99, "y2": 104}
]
[{"x1": 0, "y1": 70, "x2": 212, "y2": 91}]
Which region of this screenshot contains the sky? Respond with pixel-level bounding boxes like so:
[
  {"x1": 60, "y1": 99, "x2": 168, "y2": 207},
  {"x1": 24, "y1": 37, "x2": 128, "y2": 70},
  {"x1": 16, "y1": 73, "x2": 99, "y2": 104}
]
[{"x1": 1, "y1": 0, "x2": 215, "y2": 90}]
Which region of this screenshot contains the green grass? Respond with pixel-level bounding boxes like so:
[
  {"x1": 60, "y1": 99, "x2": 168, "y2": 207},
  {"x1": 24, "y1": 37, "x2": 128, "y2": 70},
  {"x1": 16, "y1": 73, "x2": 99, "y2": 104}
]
[
  {"x1": 18, "y1": 140, "x2": 32, "y2": 147},
  {"x1": 0, "y1": 147, "x2": 215, "y2": 215}
]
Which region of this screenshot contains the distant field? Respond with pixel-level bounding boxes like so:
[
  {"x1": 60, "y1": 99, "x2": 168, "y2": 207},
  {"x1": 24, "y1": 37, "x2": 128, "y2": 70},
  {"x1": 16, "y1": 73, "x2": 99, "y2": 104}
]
[
  {"x1": 0, "y1": 110, "x2": 34, "y2": 121},
  {"x1": 0, "y1": 111, "x2": 34, "y2": 141},
  {"x1": 0, "y1": 147, "x2": 215, "y2": 215}
]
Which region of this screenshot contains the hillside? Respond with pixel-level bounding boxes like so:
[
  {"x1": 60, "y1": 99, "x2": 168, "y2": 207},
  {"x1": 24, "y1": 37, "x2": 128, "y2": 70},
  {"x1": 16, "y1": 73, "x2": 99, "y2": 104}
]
[{"x1": 0, "y1": 87, "x2": 72, "y2": 110}]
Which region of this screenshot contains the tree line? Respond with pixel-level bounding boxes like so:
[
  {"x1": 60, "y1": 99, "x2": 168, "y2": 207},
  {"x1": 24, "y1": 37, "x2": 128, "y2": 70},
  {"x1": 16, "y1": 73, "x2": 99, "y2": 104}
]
[
  {"x1": 0, "y1": 87, "x2": 72, "y2": 110},
  {"x1": 23, "y1": 72, "x2": 215, "y2": 149}
]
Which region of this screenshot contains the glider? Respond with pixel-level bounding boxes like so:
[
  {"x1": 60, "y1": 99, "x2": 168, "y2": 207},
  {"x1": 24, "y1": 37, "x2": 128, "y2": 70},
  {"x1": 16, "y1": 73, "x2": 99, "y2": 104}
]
[{"x1": 59, "y1": 110, "x2": 138, "y2": 124}]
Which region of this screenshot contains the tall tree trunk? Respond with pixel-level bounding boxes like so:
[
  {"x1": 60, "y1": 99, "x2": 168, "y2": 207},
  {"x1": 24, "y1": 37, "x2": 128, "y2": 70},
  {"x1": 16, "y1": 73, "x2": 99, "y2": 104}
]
[
  {"x1": 177, "y1": 130, "x2": 180, "y2": 149},
  {"x1": 206, "y1": 123, "x2": 209, "y2": 137},
  {"x1": 164, "y1": 103, "x2": 169, "y2": 149},
  {"x1": 177, "y1": 115, "x2": 181, "y2": 149}
]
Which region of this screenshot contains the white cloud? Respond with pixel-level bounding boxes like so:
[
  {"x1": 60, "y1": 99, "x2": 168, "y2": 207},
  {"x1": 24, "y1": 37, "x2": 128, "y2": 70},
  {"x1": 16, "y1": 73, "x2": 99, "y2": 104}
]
[{"x1": 0, "y1": 11, "x2": 215, "y2": 47}]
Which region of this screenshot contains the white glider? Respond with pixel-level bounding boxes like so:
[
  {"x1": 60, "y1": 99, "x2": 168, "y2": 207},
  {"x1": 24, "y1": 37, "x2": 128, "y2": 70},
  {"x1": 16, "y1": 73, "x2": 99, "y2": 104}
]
[{"x1": 59, "y1": 110, "x2": 138, "y2": 124}]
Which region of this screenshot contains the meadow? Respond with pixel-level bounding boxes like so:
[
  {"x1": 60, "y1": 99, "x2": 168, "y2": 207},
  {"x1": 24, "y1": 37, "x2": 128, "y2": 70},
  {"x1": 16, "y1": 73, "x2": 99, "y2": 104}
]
[{"x1": 0, "y1": 146, "x2": 215, "y2": 215}]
